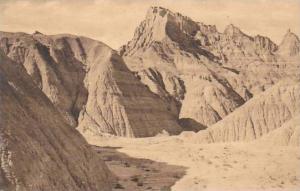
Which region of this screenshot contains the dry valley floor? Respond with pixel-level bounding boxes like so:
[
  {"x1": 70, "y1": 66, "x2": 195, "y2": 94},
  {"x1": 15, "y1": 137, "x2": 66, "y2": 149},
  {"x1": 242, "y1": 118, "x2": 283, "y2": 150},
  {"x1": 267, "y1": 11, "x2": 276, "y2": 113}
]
[{"x1": 90, "y1": 135, "x2": 300, "y2": 191}]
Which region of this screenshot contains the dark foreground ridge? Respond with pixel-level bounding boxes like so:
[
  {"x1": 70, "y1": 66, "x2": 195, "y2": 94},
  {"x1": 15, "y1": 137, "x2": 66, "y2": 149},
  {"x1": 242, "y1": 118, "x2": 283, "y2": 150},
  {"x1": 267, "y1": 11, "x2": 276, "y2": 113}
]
[{"x1": 92, "y1": 146, "x2": 187, "y2": 191}]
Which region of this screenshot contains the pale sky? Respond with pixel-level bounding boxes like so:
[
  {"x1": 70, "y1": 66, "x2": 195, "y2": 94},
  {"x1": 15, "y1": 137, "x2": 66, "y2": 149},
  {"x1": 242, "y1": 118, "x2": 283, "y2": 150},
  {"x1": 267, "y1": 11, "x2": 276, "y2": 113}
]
[{"x1": 0, "y1": 0, "x2": 300, "y2": 49}]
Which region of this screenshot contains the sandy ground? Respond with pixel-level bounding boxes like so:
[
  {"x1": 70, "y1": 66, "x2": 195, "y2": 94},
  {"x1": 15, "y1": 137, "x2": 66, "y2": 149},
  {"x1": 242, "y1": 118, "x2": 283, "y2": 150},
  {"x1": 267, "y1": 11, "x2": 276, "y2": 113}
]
[
  {"x1": 88, "y1": 134, "x2": 300, "y2": 191},
  {"x1": 92, "y1": 146, "x2": 186, "y2": 190}
]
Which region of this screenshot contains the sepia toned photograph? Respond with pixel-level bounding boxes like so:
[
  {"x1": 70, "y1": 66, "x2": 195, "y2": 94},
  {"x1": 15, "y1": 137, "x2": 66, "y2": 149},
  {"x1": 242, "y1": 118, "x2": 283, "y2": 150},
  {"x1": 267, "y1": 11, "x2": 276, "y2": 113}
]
[{"x1": 0, "y1": 0, "x2": 299, "y2": 190}]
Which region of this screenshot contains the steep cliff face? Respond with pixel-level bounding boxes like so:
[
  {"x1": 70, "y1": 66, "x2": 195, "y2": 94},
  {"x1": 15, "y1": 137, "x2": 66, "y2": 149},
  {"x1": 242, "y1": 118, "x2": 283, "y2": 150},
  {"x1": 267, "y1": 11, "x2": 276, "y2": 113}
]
[
  {"x1": 120, "y1": 6, "x2": 219, "y2": 72},
  {"x1": 77, "y1": 46, "x2": 182, "y2": 137},
  {"x1": 0, "y1": 51, "x2": 114, "y2": 190},
  {"x1": 134, "y1": 67, "x2": 184, "y2": 116},
  {"x1": 0, "y1": 31, "x2": 182, "y2": 137},
  {"x1": 0, "y1": 32, "x2": 88, "y2": 126},
  {"x1": 121, "y1": 6, "x2": 299, "y2": 128},
  {"x1": 179, "y1": 72, "x2": 245, "y2": 127},
  {"x1": 191, "y1": 79, "x2": 300, "y2": 143}
]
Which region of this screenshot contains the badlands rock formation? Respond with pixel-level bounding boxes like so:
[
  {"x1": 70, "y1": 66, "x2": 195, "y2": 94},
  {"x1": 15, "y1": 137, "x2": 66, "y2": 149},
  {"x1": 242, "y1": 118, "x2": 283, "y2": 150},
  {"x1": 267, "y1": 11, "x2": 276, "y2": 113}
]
[
  {"x1": 120, "y1": 7, "x2": 248, "y2": 127},
  {"x1": 1, "y1": 7, "x2": 299, "y2": 137},
  {"x1": 121, "y1": 6, "x2": 299, "y2": 127},
  {"x1": 0, "y1": 51, "x2": 114, "y2": 190},
  {"x1": 0, "y1": 32, "x2": 182, "y2": 137},
  {"x1": 258, "y1": 114, "x2": 300, "y2": 146},
  {"x1": 0, "y1": 5, "x2": 299, "y2": 191},
  {"x1": 192, "y1": 79, "x2": 300, "y2": 143}
]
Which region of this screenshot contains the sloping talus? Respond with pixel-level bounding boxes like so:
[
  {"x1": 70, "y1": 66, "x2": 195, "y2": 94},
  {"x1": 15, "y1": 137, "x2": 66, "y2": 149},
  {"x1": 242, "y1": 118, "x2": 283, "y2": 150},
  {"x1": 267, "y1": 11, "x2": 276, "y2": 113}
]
[{"x1": 191, "y1": 79, "x2": 300, "y2": 143}]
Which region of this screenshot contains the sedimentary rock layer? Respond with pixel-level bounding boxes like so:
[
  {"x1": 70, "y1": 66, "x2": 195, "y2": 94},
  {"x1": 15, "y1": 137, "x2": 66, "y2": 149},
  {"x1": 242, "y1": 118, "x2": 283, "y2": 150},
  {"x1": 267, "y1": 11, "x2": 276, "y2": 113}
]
[
  {"x1": 0, "y1": 51, "x2": 114, "y2": 190},
  {"x1": 120, "y1": 6, "x2": 300, "y2": 127},
  {"x1": 0, "y1": 32, "x2": 182, "y2": 137}
]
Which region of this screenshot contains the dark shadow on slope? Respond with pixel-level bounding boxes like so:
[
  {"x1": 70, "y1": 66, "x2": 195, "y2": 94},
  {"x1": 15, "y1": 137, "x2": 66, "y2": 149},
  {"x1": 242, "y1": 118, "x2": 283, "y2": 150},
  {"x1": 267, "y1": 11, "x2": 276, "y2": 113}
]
[
  {"x1": 92, "y1": 146, "x2": 187, "y2": 191},
  {"x1": 222, "y1": 66, "x2": 240, "y2": 74},
  {"x1": 179, "y1": 118, "x2": 207, "y2": 132}
]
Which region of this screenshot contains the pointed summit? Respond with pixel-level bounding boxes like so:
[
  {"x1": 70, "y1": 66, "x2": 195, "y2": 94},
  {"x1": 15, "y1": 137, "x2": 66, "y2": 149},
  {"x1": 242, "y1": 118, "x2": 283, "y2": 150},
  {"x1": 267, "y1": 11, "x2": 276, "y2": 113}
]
[
  {"x1": 282, "y1": 29, "x2": 299, "y2": 42},
  {"x1": 120, "y1": 6, "x2": 199, "y2": 56},
  {"x1": 146, "y1": 6, "x2": 171, "y2": 18},
  {"x1": 224, "y1": 24, "x2": 243, "y2": 36},
  {"x1": 278, "y1": 29, "x2": 300, "y2": 57}
]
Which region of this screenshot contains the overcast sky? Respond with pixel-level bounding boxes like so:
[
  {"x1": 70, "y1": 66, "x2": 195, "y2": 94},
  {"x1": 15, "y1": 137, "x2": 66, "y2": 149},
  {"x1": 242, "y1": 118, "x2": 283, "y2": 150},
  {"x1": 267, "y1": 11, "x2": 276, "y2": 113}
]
[{"x1": 1, "y1": 0, "x2": 300, "y2": 49}]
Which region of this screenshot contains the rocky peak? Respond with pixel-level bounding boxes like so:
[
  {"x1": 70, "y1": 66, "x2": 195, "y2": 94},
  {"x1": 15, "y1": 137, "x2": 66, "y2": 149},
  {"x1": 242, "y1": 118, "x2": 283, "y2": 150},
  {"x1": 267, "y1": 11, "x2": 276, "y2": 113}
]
[
  {"x1": 281, "y1": 29, "x2": 300, "y2": 44},
  {"x1": 120, "y1": 6, "x2": 200, "y2": 56},
  {"x1": 146, "y1": 6, "x2": 193, "y2": 23},
  {"x1": 146, "y1": 6, "x2": 171, "y2": 18},
  {"x1": 218, "y1": 24, "x2": 280, "y2": 63},
  {"x1": 278, "y1": 29, "x2": 300, "y2": 57},
  {"x1": 223, "y1": 24, "x2": 244, "y2": 37},
  {"x1": 147, "y1": 6, "x2": 199, "y2": 37}
]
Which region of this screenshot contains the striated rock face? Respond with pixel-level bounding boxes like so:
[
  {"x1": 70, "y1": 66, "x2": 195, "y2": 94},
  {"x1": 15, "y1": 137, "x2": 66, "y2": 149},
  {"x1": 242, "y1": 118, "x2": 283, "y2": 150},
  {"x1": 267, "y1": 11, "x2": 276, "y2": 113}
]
[
  {"x1": 257, "y1": 115, "x2": 300, "y2": 146},
  {"x1": 120, "y1": 6, "x2": 300, "y2": 128},
  {"x1": 120, "y1": 8, "x2": 247, "y2": 128},
  {"x1": 120, "y1": 6, "x2": 220, "y2": 72},
  {"x1": 0, "y1": 31, "x2": 182, "y2": 137},
  {"x1": 121, "y1": 7, "x2": 280, "y2": 69},
  {"x1": 179, "y1": 72, "x2": 245, "y2": 127},
  {"x1": 191, "y1": 79, "x2": 300, "y2": 143},
  {"x1": 0, "y1": 32, "x2": 89, "y2": 126},
  {"x1": 120, "y1": 7, "x2": 281, "y2": 126},
  {"x1": 0, "y1": 51, "x2": 114, "y2": 190},
  {"x1": 77, "y1": 46, "x2": 182, "y2": 137},
  {"x1": 134, "y1": 67, "x2": 183, "y2": 116}
]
